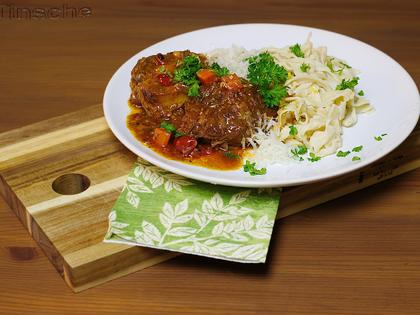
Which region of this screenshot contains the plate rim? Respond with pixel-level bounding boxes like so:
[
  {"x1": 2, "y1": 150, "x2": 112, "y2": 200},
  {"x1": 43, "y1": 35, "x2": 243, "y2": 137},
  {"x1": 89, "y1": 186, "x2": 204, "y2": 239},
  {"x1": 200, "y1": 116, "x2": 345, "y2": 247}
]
[{"x1": 103, "y1": 23, "x2": 420, "y2": 187}]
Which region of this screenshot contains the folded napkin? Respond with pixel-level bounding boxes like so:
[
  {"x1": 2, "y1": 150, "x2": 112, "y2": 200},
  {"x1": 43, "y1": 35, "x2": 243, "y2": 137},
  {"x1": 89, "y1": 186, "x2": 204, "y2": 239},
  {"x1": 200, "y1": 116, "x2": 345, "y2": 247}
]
[{"x1": 104, "y1": 158, "x2": 280, "y2": 263}]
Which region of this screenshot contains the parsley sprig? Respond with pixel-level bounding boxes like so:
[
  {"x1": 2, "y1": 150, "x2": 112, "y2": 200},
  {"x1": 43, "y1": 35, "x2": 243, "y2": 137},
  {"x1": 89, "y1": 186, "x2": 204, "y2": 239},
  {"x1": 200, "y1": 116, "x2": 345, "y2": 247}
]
[
  {"x1": 334, "y1": 145, "x2": 363, "y2": 161},
  {"x1": 247, "y1": 52, "x2": 288, "y2": 108},
  {"x1": 374, "y1": 133, "x2": 388, "y2": 141},
  {"x1": 336, "y1": 77, "x2": 359, "y2": 91},
  {"x1": 211, "y1": 62, "x2": 229, "y2": 77},
  {"x1": 290, "y1": 44, "x2": 304, "y2": 58},
  {"x1": 290, "y1": 145, "x2": 321, "y2": 162},
  {"x1": 336, "y1": 150, "x2": 351, "y2": 157},
  {"x1": 160, "y1": 122, "x2": 183, "y2": 137},
  {"x1": 352, "y1": 145, "x2": 363, "y2": 152},
  {"x1": 160, "y1": 122, "x2": 176, "y2": 133},
  {"x1": 326, "y1": 58, "x2": 351, "y2": 75},
  {"x1": 307, "y1": 152, "x2": 321, "y2": 162},
  {"x1": 158, "y1": 65, "x2": 173, "y2": 77},
  {"x1": 243, "y1": 160, "x2": 266, "y2": 176},
  {"x1": 289, "y1": 125, "x2": 298, "y2": 136},
  {"x1": 188, "y1": 82, "x2": 200, "y2": 97},
  {"x1": 174, "y1": 55, "x2": 202, "y2": 97},
  {"x1": 340, "y1": 61, "x2": 351, "y2": 69},
  {"x1": 300, "y1": 63, "x2": 310, "y2": 72},
  {"x1": 291, "y1": 145, "x2": 307, "y2": 161}
]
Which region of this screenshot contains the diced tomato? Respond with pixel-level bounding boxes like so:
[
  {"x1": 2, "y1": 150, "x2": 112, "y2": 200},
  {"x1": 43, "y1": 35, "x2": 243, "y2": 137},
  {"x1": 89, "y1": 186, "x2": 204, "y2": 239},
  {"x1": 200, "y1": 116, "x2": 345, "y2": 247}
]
[
  {"x1": 153, "y1": 128, "x2": 171, "y2": 146},
  {"x1": 197, "y1": 69, "x2": 216, "y2": 85},
  {"x1": 222, "y1": 74, "x2": 243, "y2": 91},
  {"x1": 157, "y1": 73, "x2": 172, "y2": 86},
  {"x1": 174, "y1": 136, "x2": 198, "y2": 155}
]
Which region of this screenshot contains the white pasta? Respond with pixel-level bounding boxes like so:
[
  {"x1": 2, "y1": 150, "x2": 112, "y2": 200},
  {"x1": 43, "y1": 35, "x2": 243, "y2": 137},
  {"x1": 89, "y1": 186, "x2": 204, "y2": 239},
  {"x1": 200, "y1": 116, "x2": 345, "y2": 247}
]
[
  {"x1": 268, "y1": 36, "x2": 372, "y2": 156},
  {"x1": 207, "y1": 36, "x2": 373, "y2": 164}
]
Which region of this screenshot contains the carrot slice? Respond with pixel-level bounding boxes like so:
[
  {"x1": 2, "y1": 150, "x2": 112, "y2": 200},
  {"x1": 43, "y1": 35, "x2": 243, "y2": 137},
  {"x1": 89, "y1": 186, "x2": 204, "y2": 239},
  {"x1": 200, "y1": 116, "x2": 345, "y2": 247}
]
[
  {"x1": 197, "y1": 69, "x2": 216, "y2": 85},
  {"x1": 153, "y1": 128, "x2": 171, "y2": 146},
  {"x1": 222, "y1": 74, "x2": 243, "y2": 91}
]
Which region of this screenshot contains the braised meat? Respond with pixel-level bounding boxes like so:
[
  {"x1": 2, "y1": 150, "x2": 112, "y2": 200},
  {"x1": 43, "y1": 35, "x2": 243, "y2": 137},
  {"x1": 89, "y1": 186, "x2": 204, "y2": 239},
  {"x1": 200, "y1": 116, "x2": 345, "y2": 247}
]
[
  {"x1": 177, "y1": 79, "x2": 269, "y2": 146},
  {"x1": 130, "y1": 51, "x2": 205, "y2": 120},
  {"x1": 129, "y1": 51, "x2": 273, "y2": 147}
]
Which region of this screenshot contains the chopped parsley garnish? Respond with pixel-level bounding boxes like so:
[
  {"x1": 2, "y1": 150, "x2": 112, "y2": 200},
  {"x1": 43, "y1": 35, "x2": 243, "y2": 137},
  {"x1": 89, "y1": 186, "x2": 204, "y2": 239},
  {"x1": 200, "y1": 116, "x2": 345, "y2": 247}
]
[
  {"x1": 291, "y1": 145, "x2": 307, "y2": 161},
  {"x1": 175, "y1": 132, "x2": 183, "y2": 137},
  {"x1": 260, "y1": 85, "x2": 288, "y2": 107},
  {"x1": 336, "y1": 150, "x2": 351, "y2": 157},
  {"x1": 352, "y1": 156, "x2": 361, "y2": 161},
  {"x1": 339, "y1": 61, "x2": 351, "y2": 69},
  {"x1": 174, "y1": 55, "x2": 202, "y2": 97},
  {"x1": 326, "y1": 58, "x2": 351, "y2": 75},
  {"x1": 158, "y1": 65, "x2": 173, "y2": 77},
  {"x1": 293, "y1": 145, "x2": 308, "y2": 155},
  {"x1": 160, "y1": 122, "x2": 183, "y2": 137},
  {"x1": 374, "y1": 133, "x2": 388, "y2": 141},
  {"x1": 243, "y1": 160, "x2": 266, "y2": 176},
  {"x1": 289, "y1": 125, "x2": 298, "y2": 136},
  {"x1": 300, "y1": 63, "x2": 310, "y2": 72},
  {"x1": 188, "y1": 81, "x2": 200, "y2": 97},
  {"x1": 160, "y1": 122, "x2": 176, "y2": 133},
  {"x1": 358, "y1": 90, "x2": 364, "y2": 96},
  {"x1": 290, "y1": 44, "x2": 304, "y2": 58},
  {"x1": 352, "y1": 145, "x2": 363, "y2": 152},
  {"x1": 224, "y1": 151, "x2": 240, "y2": 159},
  {"x1": 326, "y1": 58, "x2": 335, "y2": 73},
  {"x1": 307, "y1": 152, "x2": 321, "y2": 162},
  {"x1": 174, "y1": 55, "x2": 201, "y2": 82},
  {"x1": 336, "y1": 77, "x2": 359, "y2": 91},
  {"x1": 247, "y1": 52, "x2": 288, "y2": 108},
  {"x1": 211, "y1": 62, "x2": 229, "y2": 77}
]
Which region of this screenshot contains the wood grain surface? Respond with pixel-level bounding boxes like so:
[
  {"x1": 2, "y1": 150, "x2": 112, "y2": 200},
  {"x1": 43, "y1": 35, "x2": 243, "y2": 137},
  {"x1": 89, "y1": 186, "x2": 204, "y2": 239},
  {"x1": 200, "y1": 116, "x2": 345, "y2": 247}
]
[
  {"x1": 0, "y1": 0, "x2": 419, "y2": 314},
  {"x1": 1, "y1": 103, "x2": 417, "y2": 293}
]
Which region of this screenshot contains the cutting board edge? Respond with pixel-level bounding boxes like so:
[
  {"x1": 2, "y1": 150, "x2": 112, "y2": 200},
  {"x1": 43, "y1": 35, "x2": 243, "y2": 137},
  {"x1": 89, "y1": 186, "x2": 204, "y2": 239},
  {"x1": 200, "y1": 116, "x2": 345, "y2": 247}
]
[
  {"x1": 64, "y1": 249, "x2": 179, "y2": 292},
  {"x1": 278, "y1": 160, "x2": 420, "y2": 219},
  {"x1": 0, "y1": 173, "x2": 67, "y2": 276}
]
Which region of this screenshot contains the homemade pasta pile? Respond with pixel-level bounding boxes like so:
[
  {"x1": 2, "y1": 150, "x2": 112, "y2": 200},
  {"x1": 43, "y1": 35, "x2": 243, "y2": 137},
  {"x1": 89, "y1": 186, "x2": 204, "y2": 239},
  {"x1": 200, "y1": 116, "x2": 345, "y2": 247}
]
[
  {"x1": 268, "y1": 37, "x2": 372, "y2": 157},
  {"x1": 208, "y1": 36, "x2": 373, "y2": 165}
]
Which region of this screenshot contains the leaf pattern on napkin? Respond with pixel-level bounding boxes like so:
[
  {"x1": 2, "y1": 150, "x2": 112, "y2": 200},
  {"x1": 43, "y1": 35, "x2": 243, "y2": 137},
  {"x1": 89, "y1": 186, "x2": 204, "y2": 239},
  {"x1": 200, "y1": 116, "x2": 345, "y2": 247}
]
[{"x1": 104, "y1": 158, "x2": 280, "y2": 263}]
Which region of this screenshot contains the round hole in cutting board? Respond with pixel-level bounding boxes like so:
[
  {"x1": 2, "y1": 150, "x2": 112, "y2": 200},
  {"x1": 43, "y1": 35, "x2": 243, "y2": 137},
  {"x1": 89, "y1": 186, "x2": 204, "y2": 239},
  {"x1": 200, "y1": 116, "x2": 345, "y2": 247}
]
[{"x1": 52, "y1": 174, "x2": 90, "y2": 195}]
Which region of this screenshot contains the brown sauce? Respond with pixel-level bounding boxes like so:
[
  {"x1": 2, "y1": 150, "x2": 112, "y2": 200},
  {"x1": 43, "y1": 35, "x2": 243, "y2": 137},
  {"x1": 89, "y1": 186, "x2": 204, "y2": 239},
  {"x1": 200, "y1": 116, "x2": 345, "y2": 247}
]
[{"x1": 127, "y1": 102, "x2": 245, "y2": 170}]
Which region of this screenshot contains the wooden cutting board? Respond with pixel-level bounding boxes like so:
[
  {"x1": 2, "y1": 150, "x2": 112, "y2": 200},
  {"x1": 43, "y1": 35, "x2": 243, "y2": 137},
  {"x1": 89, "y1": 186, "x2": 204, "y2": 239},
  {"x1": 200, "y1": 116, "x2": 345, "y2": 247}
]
[{"x1": 0, "y1": 103, "x2": 418, "y2": 292}]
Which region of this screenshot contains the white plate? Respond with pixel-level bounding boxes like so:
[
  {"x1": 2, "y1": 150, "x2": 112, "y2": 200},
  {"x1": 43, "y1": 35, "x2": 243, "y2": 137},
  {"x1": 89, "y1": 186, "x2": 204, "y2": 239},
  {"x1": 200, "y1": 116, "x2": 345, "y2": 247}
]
[{"x1": 103, "y1": 23, "x2": 419, "y2": 187}]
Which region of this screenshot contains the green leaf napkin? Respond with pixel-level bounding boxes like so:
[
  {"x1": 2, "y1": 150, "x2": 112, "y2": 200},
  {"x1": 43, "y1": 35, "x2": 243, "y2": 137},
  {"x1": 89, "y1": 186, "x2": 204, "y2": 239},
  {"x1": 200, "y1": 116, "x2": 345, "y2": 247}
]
[{"x1": 104, "y1": 158, "x2": 281, "y2": 263}]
